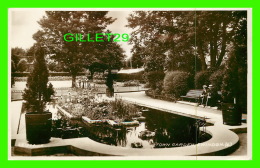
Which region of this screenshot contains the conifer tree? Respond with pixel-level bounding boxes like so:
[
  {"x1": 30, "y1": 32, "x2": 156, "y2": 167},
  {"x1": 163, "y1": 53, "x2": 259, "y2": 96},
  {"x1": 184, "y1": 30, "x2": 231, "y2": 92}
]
[{"x1": 23, "y1": 45, "x2": 54, "y2": 112}]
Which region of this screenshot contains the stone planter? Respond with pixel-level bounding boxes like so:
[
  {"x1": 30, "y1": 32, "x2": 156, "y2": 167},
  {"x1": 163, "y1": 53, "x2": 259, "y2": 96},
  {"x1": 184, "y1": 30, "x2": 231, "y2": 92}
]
[
  {"x1": 25, "y1": 112, "x2": 52, "y2": 144},
  {"x1": 222, "y1": 103, "x2": 242, "y2": 126}
]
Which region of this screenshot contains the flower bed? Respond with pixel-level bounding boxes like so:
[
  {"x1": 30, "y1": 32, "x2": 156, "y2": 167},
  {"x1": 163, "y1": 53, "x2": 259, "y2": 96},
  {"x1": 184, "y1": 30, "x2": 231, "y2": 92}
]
[
  {"x1": 57, "y1": 89, "x2": 140, "y2": 123},
  {"x1": 123, "y1": 80, "x2": 140, "y2": 87}
]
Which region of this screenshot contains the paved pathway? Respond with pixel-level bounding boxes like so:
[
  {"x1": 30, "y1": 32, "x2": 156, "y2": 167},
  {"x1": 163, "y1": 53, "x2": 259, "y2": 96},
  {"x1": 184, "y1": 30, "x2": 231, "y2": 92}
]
[
  {"x1": 10, "y1": 101, "x2": 24, "y2": 138},
  {"x1": 116, "y1": 91, "x2": 247, "y2": 129}
]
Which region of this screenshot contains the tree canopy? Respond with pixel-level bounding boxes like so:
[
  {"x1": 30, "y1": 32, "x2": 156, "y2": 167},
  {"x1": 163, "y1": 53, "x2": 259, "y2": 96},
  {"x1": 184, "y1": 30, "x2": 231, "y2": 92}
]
[
  {"x1": 127, "y1": 11, "x2": 247, "y2": 72},
  {"x1": 33, "y1": 11, "x2": 124, "y2": 87}
]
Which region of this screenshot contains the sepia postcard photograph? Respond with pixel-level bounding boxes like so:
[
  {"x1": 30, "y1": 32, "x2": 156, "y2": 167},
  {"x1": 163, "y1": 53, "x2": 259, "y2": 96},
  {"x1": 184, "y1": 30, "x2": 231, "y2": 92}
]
[{"x1": 9, "y1": 8, "x2": 252, "y2": 160}]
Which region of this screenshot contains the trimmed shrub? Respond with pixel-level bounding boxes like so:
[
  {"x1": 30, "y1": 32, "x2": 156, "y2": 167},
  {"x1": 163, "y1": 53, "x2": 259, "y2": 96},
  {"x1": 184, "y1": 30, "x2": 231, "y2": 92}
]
[
  {"x1": 116, "y1": 71, "x2": 144, "y2": 83},
  {"x1": 209, "y1": 69, "x2": 224, "y2": 92},
  {"x1": 155, "y1": 80, "x2": 164, "y2": 95},
  {"x1": 163, "y1": 71, "x2": 192, "y2": 98},
  {"x1": 17, "y1": 59, "x2": 28, "y2": 72},
  {"x1": 194, "y1": 70, "x2": 211, "y2": 89},
  {"x1": 146, "y1": 71, "x2": 165, "y2": 90}
]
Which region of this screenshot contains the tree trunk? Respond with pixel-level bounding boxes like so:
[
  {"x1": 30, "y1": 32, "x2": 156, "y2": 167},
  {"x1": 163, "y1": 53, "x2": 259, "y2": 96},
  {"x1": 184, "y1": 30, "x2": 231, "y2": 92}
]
[
  {"x1": 216, "y1": 20, "x2": 228, "y2": 67},
  {"x1": 197, "y1": 41, "x2": 207, "y2": 70},
  {"x1": 90, "y1": 70, "x2": 94, "y2": 80},
  {"x1": 196, "y1": 20, "x2": 207, "y2": 70},
  {"x1": 72, "y1": 74, "x2": 76, "y2": 88}
]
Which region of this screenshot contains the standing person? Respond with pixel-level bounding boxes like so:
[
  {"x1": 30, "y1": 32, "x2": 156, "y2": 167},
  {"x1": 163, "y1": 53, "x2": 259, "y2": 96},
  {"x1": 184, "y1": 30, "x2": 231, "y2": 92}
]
[
  {"x1": 68, "y1": 91, "x2": 71, "y2": 102},
  {"x1": 84, "y1": 77, "x2": 87, "y2": 89},
  {"x1": 199, "y1": 85, "x2": 208, "y2": 107},
  {"x1": 86, "y1": 77, "x2": 90, "y2": 89},
  {"x1": 82, "y1": 77, "x2": 85, "y2": 89},
  {"x1": 78, "y1": 78, "x2": 81, "y2": 88}
]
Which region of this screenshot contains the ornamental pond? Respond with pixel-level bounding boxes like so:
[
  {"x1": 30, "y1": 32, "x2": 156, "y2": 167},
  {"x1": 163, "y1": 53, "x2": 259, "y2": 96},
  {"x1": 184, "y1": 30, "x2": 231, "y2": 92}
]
[{"x1": 50, "y1": 103, "x2": 212, "y2": 149}]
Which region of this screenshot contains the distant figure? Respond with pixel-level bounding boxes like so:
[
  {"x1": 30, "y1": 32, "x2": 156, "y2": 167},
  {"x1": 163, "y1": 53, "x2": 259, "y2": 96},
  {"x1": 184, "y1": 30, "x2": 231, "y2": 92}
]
[
  {"x1": 68, "y1": 91, "x2": 71, "y2": 102},
  {"x1": 83, "y1": 77, "x2": 87, "y2": 89},
  {"x1": 199, "y1": 85, "x2": 208, "y2": 106},
  {"x1": 82, "y1": 77, "x2": 85, "y2": 88},
  {"x1": 86, "y1": 78, "x2": 89, "y2": 85},
  {"x1": 78, "y1": 78, "x2": 81, "y2": 88},
  {"x1": 206, "y1": 85, "x2": 218, "y2": 107},
  {"x1": 87, "y1": 79, "x2": 91, "y2": 89}
]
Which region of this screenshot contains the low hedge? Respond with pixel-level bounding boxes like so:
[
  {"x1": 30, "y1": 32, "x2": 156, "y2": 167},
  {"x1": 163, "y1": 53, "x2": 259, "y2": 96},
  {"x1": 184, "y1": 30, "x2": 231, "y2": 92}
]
[
  {"x1": 145, "y1": 71, "x2": 165, "y2": 90},
  {"x1": 163, "y1": 71, "x2": 192, "y2": 98},
  {"x1": 115, "y1": 71, "x2": 144, "y2": 83},
  {"x1": 12, "y1": 72, "x2": 86, "y2": 77}
]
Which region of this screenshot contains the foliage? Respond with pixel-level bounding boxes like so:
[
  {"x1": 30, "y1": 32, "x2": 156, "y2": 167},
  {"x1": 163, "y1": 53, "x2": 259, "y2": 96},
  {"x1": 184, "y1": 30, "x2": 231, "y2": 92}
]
[
  {"x1": 116, "y1": 71, "x2": 144, "y2": 82},
  {"x1": 155, "y1": 80, "x2": 164, "y2": 95},
  {"x1": 22, "y1": 46, "x2": 54, "y2": 112},
  {"x1": 59, "y1": 89, "x2": 139, "y2": 121},
  {"x1": 145, "y1": 71, "x2": 165, "y2": 90},
  {"x1": 194, "y1": 70, "x2": 211, "y2": 89},
  {"x1": 130, "y1": 45, "x2": 145, "y2": 68},
  {"x1": 222, "y1": 46, "x2": 247, "y2": 113},
  {"x1": 237, "y1": 63, "x2": 247, "y2": 113},
  {"x1": 123, "y1": 80, "x2": 140, "y2": 87},
  {"x1": 11, "y1": 47, "x2": 26, "y2": 63},
  {"x1": 127, "y1": 11, "x2": 247, "y2": 72},
  {"x1": 48, "y1": 61, "x2": 68, "y2": 72},
  {"x1": 163, "y1": 71, "x2": 192, "y2": 98},
  {"x1": 11, "y1": 60, "x2": 16, "y2": 87},
  {"x1": 221, "y1": 49, "x2": 239, "y2": 103},
  {"x1": 34, "y1": 11, "x2": 119, "y2": 87},
  {"x1": 232, "y1": 11, "x2": 247, "y2": 113},
  {"x1": 17, "y1": 59, "x2": 28, "y2": 72},
  {"x1": 209, "y1": 68, "x2": 225, "y2": 92},
  {"x1": 11, "y1": 47, "x2": 27, "y2": 86},
  {"x1": 165, "y1": 53, "x2": 202, "y2": 73},
  {"x1": 109, "y1": 98, "x2": 139, "y2": 121}
]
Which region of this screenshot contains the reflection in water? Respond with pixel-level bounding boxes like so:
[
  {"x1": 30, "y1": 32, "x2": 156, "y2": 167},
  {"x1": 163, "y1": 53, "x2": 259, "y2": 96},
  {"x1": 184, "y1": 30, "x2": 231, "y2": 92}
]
[
  {"x1": 84, "y1": 124, "x2": 128, "y2": 147},
  {"x1": 79, "y1": 109, "x2": 211, "y2": 149}
]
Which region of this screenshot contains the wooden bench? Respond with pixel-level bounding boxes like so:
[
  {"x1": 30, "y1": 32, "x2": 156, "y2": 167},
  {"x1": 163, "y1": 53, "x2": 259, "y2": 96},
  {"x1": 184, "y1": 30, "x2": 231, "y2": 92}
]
[
  {"x1": 180, "y1": 89, "x2": 203, "y2": 102},
  {"x1": 181, "y1": 90, "x2": 222, "y2": 107}
]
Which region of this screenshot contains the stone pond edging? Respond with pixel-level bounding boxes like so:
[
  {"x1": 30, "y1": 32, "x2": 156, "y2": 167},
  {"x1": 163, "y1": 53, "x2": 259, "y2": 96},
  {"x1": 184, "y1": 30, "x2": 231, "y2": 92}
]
[{"x1": 13, "y1": 104, "x2": 240, "y2": 157}]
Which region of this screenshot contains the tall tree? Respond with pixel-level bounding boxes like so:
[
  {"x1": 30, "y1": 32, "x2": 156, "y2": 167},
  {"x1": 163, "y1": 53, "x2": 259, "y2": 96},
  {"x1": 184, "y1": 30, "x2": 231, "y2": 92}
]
[
  {"x1": 130, "y1": 45, "x2": 145, "y2": 68},
  {"x1": 23, "y1": 45, "x2": 54, "y2": 112},
  {"x1": 127, "y1": 11, "x2": 247, "y2": 71},
  {"x1": 232, "y1": 11, "x2": 247, "y2": 113},
  {"x1": 86, "y1": 34, "x2": 125, "y2": 78},
  {"x1": 33, "y1": 11, "x2": 115, "y2": 87}
]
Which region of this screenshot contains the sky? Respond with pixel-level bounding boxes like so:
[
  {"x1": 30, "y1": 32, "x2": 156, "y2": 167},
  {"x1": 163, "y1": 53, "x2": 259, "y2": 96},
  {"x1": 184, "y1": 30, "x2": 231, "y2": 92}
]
[{"x1": 10, "y1": 9, "x2": 134, "y2": 58}]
